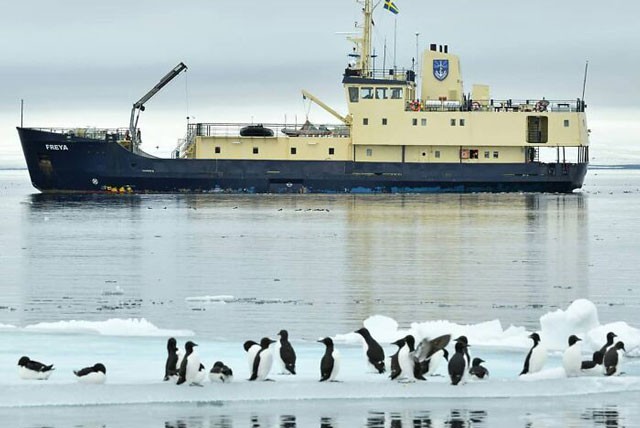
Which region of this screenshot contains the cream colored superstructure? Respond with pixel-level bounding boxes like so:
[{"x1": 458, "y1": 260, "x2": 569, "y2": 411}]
[{"x1": 181, "y1": 3, "x2": 588, "y2": 167}]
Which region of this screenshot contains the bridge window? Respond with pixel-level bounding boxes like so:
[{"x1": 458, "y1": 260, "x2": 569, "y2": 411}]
[
  {"x1": 421, "y1": 118, "x2": 427, "y2": 126},
  {"x1": 348, "y1": 87, "x2": 359, "y2": 103},
  {"x1": 375, "y1": 87, "x2": 388, "y2": 99},
  {"x1": 460, "y1": 119, "x2": 466, "y2": 126},
  {"x1": 450, "y1": 119, "x2": 456, "y2": 126},
  {"x1": 412, "y1": 118, "x2": 418, "y2": 126},
  {"x1": 361, "y1": 87, "x2": 374, "y2": 99},
  {"x1": 390, "y1": 88, "x2": 403, "y2": 99}
]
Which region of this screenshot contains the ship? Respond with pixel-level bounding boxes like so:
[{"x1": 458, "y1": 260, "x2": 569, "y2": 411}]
[{"x1": 17, "y1": 0, "x2": 589, "y2": 194}]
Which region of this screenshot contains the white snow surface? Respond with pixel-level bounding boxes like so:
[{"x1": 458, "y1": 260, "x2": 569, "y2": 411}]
[{"x1": 2, "y1": 299, "x2": 639, "y2": 408}]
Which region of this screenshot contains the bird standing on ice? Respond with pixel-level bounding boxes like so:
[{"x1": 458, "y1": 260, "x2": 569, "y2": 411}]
[
  {"x1": 243, "y1": 340, "x2": 261, "y2": 374},
  {"x1": 389, "y1": 338, "x2": 405, "y2": 380},
  {"x1": 395, "y1": 335, "x2": 422, "y2": 381},
  {"x1": 18, "y1": 356, "x2": 54, "y2": 380},
  {"x1": 520, "y1": 333, "x2": 547, "y2": 375},
  {"x1": 598, "y1": 332, "x2": 617, "y2": 362},
  {"x1": 177, "y1": 341, "x2": 206, "y2": 386},
  {"x1": 74, "y1": 363, "x2": 106, "y2": 384},
  {"x1": 249, "y1": 337, "x2": 276, "y2": 381},
  {"x1": 164, "y1": 337, "x2": 181, "y2": 381},
  {"x1": 276, "y1": 329, "x2": 297, "y2": 375},
  {"x1": 604, "y1": 341, "x2": 626, "y2": 376},
  {"x1": 448, "y1": 341, "x2": 469, "y2": 385},
  {"x1": 354, "y1": 327, "x2": 385, "y2": 374},
  {"x1": 469, "y1": 358, "x2": 489, "y2": 379},
  {"x1": 562, "y1": 335, "x2": 583, "y2": 377},
  {"x1": 318, "y1": 337, "x2": 340, "y2": 381}
]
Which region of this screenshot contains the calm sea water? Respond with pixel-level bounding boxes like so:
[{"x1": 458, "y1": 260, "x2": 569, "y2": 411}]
[{"x1": 1, "y1": 168, "x2": 640, "y2": 427}]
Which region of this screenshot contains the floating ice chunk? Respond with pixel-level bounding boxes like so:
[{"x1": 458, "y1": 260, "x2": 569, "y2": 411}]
[
  {"x1": 540, "y1": 299, "x2": 600, "y2": 350},
  {"x1": 23, "y1": 318, "x2": 194, "y2": 337}
]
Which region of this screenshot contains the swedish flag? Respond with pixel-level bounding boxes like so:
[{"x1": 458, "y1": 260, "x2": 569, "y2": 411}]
[{"x1": 383, "y1": 0, "x2": 399, "y2": 14}]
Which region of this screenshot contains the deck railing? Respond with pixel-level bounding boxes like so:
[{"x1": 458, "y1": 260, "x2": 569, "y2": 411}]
[
  {"x1": 186, "y1": 122, "x2": 351, "y2": 138},
  {"x1": 406, "y1": 98, "x2": 586, "y2": 113}
]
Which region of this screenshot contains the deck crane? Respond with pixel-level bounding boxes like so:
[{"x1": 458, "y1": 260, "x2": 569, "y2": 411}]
[{"x1": 128, "y1": 62, "x2": 188, "y2": 150}]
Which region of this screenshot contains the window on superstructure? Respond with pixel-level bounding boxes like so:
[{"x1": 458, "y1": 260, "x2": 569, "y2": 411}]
[
  {"x1": 435, "y1": 150, "x2": 441, "y2": 158},
  {"x1": 376, "y1": 87, "x2": 388, "y2": 99},
  {"x1": 421, "y1": 118, "x2": 427, "y2": 126},
  {"x1": 390, "y1": 88, "x2": 403, "y2": 99},
  {"x1": 564, "y1": 119, "x2": 570, "y2": 127},
  {"x1": 291, "y1": 147, "x2": 297, "y2": 155},
  {"x1": 329, "y1": 147, "x2": 335, "y2": 155},
  {"x1": 382, "y1": 118, "x2": 388, "y2": 125},
  {"x1": 460, "y1": 119, "x2": 466, "y2": 126},
  {"x1": 450, "y1": 119, "x2": 456, "y2": 126},
  {"x1": 253, "y1": 147, "x2": 259, "y2": 154},
  {"x1": 470, "y1": 149, "x2": 479, "y2": 159},
  {"x1": 484, "y1": 151, "x2": 490, "y2": 159},
  {"x1": 361, "y1": 87, "x2": 374, "y2": 99},
  {"x1": 412, "y1": 118, "x2": 418, "y2": 126},
  {"x1": 215, "y1": 146, "x2": 221, "y2": 154},
  {"x1": 363, "y1": 118, "x2": 369, "y2": 125},
  {"x1": 366, "y1": 148, "x2": 373, "y2": 157},
  {"x1": 493, "y1": 151, "x2": 499, "y2": 159},
  {"x1": 527, "y1": 116, "x2": 549, "y2": 143},
  {"x1": 348, "y1": 87, "x2": 359, "y2": 103}
]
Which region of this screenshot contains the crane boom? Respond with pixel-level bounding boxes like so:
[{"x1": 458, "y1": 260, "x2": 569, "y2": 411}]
[
  {"x1": 128, "y1": 62, "x2": 188, "y2": 149},
  {"x1": 301, "y1": 89, "x2": 351, "y2": 125}
]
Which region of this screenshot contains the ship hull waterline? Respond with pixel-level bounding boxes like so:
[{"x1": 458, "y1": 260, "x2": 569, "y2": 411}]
[{"x1": 18, "y1": 128, "x2": 587, "y2": 194}]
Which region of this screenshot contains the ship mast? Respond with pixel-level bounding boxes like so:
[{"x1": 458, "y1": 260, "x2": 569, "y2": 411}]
[{"x1": 361, "y1": 0, "x2": 373, "y2": 75}]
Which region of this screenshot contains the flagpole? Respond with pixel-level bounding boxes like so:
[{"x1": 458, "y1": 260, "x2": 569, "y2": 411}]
[{"x1": 393, "y1": 17, "x2": 397, "y2": 71}]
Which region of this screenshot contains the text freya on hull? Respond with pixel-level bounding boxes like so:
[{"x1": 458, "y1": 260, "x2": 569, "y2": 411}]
[{"x1": 17, "y1": 0, "x2": 588, "y2": 194}]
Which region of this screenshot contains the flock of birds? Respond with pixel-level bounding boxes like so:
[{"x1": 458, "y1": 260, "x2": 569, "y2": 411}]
[{"x1": 16, "y1": 328, "x2": 626, "y2": 386}]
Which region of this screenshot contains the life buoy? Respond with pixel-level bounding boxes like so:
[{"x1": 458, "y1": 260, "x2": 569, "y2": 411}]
[
  {"x1": 471, "y1": 101, "x2": 481, "y2": 111},
  {"x1": 536, "y1": 99, "x2": 549, "y2": 112}
]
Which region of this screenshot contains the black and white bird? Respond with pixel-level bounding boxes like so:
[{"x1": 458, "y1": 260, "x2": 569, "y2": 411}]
[
  {"x1": 448, "y1": 341, "x2": 468, "y2": 385},
  {"x1": 604, "y1": 341, "x2": 626, "y2": 376},
  {"x1": 17, "y1": 356, "x2": 54, "y2": 380},
  {"x1": 249, "y1": 337, "x2": 276, "y2": 381},
  {"x1": 581, "y1": 351, "x2": 604, "y2": 373},
  {"x1": 318, "y1": 337, "x2": 340, "y2": 381},
  {"x1": 354, "y1": 327, "x2": 385, "y2": 374},
  {"x1": 177, "y1": 341, "x2": 206, "y2": 386},
  {"x1": 209, "y1": 361, "x2": 234, "y2": 383},
  {"x1": 276, "y1": 329, "x2": 297, "y2": 375},
  {"x1": 389, "y1": 338, "x2": 405, "y2": 380},
  {"x1": 414, "y1": 334, "x2": 451, "y2": 377},
  {"x1": 562, "y1": 335, "x2": 583, "y2": 377},
  {"x1": 469, "y1": 358, "x2": 489, "y2": 379},
  {"x1": 243, "y1": 340, "x2": 261, "y2": 374},
  {"x1": 74, "y1": 363, "x2": 106, "y2": 384},
  {"x1": 520, "y1": 333, "x2": 547, "y2": 375},
  {"x1": 598, "y1": 332, "x2": 617, "y2": 362},
  {"x1": 394, "y1": 335, "x2": 423, "y2": 381},
  {"x1": 164, "y1": 337, "x2": 181, "y2": 381}
]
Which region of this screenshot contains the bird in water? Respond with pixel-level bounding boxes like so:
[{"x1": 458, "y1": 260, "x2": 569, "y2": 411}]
[
  {"x1": 17, "y1": 356, "x2": 55, "y2": 380},
  {"x1": 354, "y1": 327, "x2": 385, "y2": 374},
  {"x1": 74, "y1": 363, "x2": 106, "y2": 384},
  {"x1": 469, "y1": 358, "x2": 489, "y2": 379},
  {"x1": 276, "y1": 329, "x2": 297, "y2": 375},
  {"x1": 520, "y1": 333, "x2": 547, "y2": 375},
  {"x1": 562, "y1": 335, "x2": 583, "y2": 377},
  {"x1": 604, "y1": 341, "x2": 626, "y2": 376},
  {"x1": 318, "y1": 337, "x2": 340, "y2": 382}
]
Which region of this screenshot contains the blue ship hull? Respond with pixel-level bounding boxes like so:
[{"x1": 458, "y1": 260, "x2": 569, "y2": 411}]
[{"x1": 18, "y1": 128, "x2": 587, "y2": 193}]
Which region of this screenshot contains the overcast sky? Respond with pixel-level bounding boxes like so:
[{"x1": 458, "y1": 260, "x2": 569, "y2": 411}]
[{"x1": 1, "y1": 0, "x2": 639, "y2": 165}]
